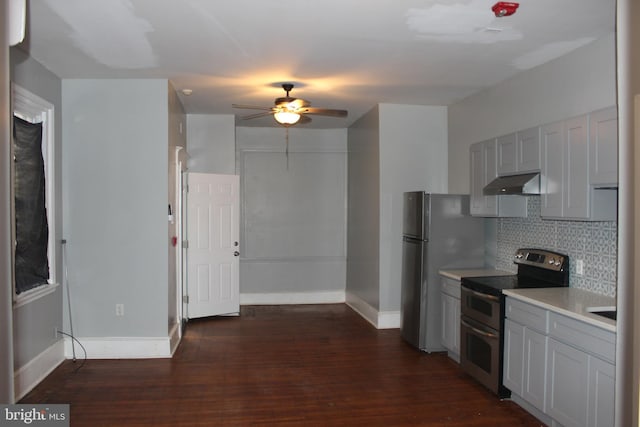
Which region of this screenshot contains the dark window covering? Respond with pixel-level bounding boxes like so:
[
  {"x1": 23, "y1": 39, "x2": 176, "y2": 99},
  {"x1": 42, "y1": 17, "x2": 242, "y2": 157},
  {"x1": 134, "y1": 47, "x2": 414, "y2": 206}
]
[{"x1": 13, "y1": 116, "x2": 49, "y2": 294}]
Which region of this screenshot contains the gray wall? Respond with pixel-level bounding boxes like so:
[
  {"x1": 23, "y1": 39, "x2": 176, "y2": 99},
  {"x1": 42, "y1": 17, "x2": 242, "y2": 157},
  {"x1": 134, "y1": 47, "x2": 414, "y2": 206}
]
[
  {"x1": 448, "y1": 33, "x2": 617, "y2": 194},
  {"x1": 9, "y1": 48, "x2": 64, "y2": 369},
  {"x1": 346, "y1": 104, "x2": 448, "y2": 314},
  {"x1": 62, "y1": 79, "x2": 169, "y2": 337},
  {"x1": 236, "y1": 126, "x2": 348, "y2": 297},
  {"x1": 378, "y1": 104, "x2": 448, "y2": 312},
  {"x1": 1, "y1": 0, "x2": 14, "y2": 403},
  {"x1": 186, "y1": 114, "x2": 235, "y2": 174},
  {"x1": 347, "y1": 106, "x2": 381, "y2": 310}
]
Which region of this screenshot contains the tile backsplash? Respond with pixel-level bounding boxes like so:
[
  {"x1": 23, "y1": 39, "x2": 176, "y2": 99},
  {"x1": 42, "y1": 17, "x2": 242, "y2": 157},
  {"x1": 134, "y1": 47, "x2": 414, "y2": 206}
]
[{"x1": 495, "y1": 197, "x2": 617, "y2": 297}]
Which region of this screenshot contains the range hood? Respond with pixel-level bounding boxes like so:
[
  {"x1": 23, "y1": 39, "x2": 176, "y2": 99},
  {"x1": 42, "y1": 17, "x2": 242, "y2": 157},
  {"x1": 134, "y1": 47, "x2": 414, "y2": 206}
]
[{"x1": 483, "y1": 172, "x2": 540, "y2": 195}]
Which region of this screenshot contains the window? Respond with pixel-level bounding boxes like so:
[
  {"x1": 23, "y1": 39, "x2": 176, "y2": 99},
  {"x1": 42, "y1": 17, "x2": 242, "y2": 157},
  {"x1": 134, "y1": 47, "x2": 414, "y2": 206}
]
[{"x1": 12, "y1": 83, "x2": 57, "y2": 306}]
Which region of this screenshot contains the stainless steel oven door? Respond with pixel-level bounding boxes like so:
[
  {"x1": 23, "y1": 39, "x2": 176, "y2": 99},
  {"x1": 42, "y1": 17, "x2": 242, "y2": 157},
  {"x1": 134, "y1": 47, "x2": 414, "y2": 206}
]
[
  {"x1": 461, "y1": 286, "x2": 502, "y2": 331},
  {"x1": 460, "y1": 315, "x2": 500, "y2": 394}
]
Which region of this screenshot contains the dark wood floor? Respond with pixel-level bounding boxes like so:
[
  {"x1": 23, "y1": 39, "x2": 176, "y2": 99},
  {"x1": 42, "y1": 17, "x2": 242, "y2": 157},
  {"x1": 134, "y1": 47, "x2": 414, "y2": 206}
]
[{"x1": 21, "y1": 304, "x2": 545, "y2": 426}]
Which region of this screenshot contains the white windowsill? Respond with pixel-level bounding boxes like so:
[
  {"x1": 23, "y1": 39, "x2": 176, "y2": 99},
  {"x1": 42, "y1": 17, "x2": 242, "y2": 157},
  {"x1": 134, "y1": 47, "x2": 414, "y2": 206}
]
[{"x1": 13, "y1": 282, "x2": 60, "y2": 309}]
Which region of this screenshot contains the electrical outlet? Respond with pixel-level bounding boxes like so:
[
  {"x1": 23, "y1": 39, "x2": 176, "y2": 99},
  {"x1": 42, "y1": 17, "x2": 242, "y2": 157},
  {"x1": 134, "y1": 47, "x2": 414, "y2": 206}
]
[
  {"x1": 576, "y1": 259, "x2": 584, "y2": 276},
  {"x1": 54, "y1": 326, "x2": 59, "y2": 339},
  {"x1": 115, "y1": 303, "x2": 125, "y2": 316}
]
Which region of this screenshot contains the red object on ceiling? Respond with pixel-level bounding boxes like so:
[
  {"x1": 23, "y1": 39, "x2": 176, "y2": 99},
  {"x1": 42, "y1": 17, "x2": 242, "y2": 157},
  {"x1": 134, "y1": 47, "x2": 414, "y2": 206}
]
[{"x1": 492, "y1": 2, "x2": 519, "y2": 17}]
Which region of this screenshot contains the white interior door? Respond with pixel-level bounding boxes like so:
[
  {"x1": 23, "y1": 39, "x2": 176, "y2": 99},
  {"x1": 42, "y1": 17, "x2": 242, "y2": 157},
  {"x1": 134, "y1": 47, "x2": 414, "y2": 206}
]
[{"x1": 186, "y1": 173, "x2": 240, "y2": 318}]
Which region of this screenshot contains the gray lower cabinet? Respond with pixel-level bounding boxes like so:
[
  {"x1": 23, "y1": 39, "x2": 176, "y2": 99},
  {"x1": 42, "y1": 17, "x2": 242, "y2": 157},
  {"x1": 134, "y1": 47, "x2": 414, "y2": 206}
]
[
  {"x1": 588, "y1": 356, "x2": 616, "y2": 427},
  {"x1": 504, "y1": 297, "x2": 615, "y2": 427},
  {"x1": 546, "y1": 338, "x2": 590, "y2": 427},
  {"x1": 440, "y1": 277, "x2": 460, "y2": 361},
  {"x1": 522, "y1": 328, "x2": 547, "y2": 410},
  {"x1": 504, "y1": 300, "x2": 548, "y2": 413}
]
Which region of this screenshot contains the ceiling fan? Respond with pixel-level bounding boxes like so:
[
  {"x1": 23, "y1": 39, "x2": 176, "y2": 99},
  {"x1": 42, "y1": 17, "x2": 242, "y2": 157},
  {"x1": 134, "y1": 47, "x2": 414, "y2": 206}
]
[{"x1": 232, "y1": 84, "x2": 348, "y2": 126}]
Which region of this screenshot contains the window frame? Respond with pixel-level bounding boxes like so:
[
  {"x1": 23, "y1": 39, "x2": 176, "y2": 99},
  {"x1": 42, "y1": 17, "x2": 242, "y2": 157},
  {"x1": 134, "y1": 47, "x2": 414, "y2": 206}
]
[{"x1": 11, "y1": 83, "x2": 58, "y2": 307}]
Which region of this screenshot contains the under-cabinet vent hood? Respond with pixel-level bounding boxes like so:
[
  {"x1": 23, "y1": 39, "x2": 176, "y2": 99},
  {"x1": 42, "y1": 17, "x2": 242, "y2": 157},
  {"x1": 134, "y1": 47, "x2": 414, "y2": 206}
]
[{"x1": 483, "y1": 173, "x2": 540, "y2": 195}]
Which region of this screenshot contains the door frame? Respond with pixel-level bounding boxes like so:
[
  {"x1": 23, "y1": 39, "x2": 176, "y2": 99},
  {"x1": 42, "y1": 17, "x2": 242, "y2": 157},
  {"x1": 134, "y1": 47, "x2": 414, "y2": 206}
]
[{"x1": 175, "y1": 147, "x2": 188, "y2": 337}]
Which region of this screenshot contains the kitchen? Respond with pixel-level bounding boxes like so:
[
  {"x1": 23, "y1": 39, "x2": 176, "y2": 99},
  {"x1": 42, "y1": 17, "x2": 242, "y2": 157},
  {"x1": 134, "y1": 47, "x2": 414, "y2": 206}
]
[{"x1": 1, "y1": 1, "x2": 638, "y2": 426}]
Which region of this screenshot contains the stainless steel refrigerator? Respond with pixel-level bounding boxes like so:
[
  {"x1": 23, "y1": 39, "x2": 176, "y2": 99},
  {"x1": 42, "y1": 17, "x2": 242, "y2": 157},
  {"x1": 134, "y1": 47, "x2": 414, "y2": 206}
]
[{"x1": 401, "y1": 192, "x2": 485, "y2": 352}]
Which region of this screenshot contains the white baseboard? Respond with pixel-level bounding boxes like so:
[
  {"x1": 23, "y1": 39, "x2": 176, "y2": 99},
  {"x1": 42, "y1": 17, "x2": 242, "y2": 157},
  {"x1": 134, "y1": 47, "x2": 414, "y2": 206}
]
[
  {"x1": 240, "y1": 291, "x2": 346, "y2": 305},
  {"x1": 168, "y1": 323, "x2": 181, "y2": 356},
  {"x1": 64, "y1": 336, "x2": 173, "y2": 359},
  {"x1": 345, "y1": 291, "x2": 401, "y2": 329},
  {"x1": 377, "y1": 310, "x2": 401, "y2": 329},
  {"x1": 14, "y1": 339, "x2": 65, "y2": 401}
]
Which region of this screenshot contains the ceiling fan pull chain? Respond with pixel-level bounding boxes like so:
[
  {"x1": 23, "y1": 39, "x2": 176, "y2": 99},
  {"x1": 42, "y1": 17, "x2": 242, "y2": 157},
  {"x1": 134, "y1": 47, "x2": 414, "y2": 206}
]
[{"x1": 285, "y1": 127, "x2": 289, "y2": 170}]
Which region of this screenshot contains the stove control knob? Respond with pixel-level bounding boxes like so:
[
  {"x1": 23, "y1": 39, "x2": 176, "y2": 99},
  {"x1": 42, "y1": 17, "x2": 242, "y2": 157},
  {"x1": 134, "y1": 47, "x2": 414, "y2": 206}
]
[
  {"x1": 555, "y1": 261, "x2": 562, "y2": 266},
  {"x1": 548, "y1": 258, "x2": 555, "y2": 265}
]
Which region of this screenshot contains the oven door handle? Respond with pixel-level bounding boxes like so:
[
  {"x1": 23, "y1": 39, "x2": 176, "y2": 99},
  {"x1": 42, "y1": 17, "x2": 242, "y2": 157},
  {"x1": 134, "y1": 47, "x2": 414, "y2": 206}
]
[
  {"x1": 463, "y1": 287, "x2": 501, "y2": 302},
  {"x1": 461, "y1": 319, "x2": 499, "y2": 339}
]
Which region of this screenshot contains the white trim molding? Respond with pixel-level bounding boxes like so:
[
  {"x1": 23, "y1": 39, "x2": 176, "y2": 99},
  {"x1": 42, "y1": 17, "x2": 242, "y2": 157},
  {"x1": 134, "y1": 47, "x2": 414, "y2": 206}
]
[
  {"x1": 14, "y1": 339, "x2": 65, "y2": 401},
  {"x1": 345, "y1": 291, "x2": 401, "y2": 330},
  {"x1": 240, "y1": 291, "x2": 345, "y2": 306},
  {"x1": 64, "y1": 336, "x2": 173, "y2": 359},
  {"x1": 169, "y1": 323, "x2": 181, "y2": 356}
]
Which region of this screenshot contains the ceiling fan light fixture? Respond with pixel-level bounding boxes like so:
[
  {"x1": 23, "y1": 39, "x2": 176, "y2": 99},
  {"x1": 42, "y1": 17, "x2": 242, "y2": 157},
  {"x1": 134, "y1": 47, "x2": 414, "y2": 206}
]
[{"x1": 274, "y1": 110, "x2": 301, "y2": 125}]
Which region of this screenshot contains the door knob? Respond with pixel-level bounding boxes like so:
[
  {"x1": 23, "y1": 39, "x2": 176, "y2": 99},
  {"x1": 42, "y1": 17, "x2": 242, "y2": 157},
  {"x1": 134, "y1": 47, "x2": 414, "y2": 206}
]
[{"x1": 234, "y1": 251, "x2": 240, "y2": 256}]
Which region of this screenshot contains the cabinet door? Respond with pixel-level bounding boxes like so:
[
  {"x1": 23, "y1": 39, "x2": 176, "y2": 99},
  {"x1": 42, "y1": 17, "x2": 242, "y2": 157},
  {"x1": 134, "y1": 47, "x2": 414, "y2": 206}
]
[
  {"x1": 470, "y1": 140, "x2": 497, "y2": 216},
  {"x1": 546, "y1": 338, "x2": 589, "y2": 427},
  {"x1": 503, "y1": 319, "x2": 524, "y2": 395},
  {"x1": 441, "y1": 292, "x2": 460, "y2": 357},
  {"x1": 470, "y1": 142, "x2": 485, "y2": 215},
  {"x1": 589, "y1": 107, "x2": 618, "y2": 186},
  {"x1": 517, "y1": 127, "x2": 541, "y2": 173},
  {"x1": 497, "y1": 133, "x2": 517, "y2": 175},
  {"x1": 564, "y1": 115, "x2": 590, "y2": 219},
  {"x1": 587, "y1": 357, "x2": 615, "y2": 427},
  {"x1": 483, "y1": 139, "x2": 498, "y2": 214},
  {"x1": 541, "y1": 121, "x2": 564, "y2": 217},
  {"x1": 522, "y1": 328, "x2": 547, "y2": 412}
]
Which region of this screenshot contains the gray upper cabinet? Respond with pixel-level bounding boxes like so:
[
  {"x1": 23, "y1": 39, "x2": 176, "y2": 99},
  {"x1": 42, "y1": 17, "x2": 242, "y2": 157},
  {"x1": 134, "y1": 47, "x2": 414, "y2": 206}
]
[
  {"x1": 497, "y1": 128, "x2": 541, "y2": 176},
  {"x1": 470, "y1": 139, "x2": 527, "y2": 217},
  {"x1": 540, "y1": 121, "x2": 564, "y2": 218},
  {"x1": 470, "y1": 139, "x2": 496, "y2": 216},
  {"x1": 517, "y1": 127, "x2": 542, "y2": 173},
  {"x1": 540, "y1": 112, "x2": 617, "y2": 221},
  {"x1": 589, "y1": 106, "x2": 618, "y2": 186},
  {"x1": 497, "y1": 133, "x2": 517, "y2": 175},
  {"x1": 564, "y1": 115, "x2": 590, "y2": 219}
]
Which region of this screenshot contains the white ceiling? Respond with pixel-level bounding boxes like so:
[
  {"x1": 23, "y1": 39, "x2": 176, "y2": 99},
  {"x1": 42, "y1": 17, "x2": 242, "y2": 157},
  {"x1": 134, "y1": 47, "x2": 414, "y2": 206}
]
[{"x1": 21, "y1": 0, "x2": 616, "y2": 128}]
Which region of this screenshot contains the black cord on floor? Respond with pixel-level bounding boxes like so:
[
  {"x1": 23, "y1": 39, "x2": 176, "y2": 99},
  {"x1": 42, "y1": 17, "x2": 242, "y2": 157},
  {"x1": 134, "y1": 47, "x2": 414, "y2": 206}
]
[{"x1": 57, "y1": 330, "x2": 87, "y2": 372}]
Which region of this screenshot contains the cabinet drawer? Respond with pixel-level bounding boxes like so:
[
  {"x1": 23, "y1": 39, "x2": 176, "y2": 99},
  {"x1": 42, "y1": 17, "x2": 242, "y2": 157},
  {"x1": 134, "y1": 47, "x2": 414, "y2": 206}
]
[
  {"x1": 549, "y1": 312, "x2": 616, "y2": 363},
  {"x1": 506, "y1": 298, "x2": 548, "y2": 333},
  {"x1": 441, "y1": 277, "x2": 461, "y2": 299}
]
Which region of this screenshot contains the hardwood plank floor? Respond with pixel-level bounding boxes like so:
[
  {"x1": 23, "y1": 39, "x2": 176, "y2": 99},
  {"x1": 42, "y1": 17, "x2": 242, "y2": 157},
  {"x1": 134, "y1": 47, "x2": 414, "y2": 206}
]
[{"x1": 21, "y1": 304, "x2": 546, "y2": 426}]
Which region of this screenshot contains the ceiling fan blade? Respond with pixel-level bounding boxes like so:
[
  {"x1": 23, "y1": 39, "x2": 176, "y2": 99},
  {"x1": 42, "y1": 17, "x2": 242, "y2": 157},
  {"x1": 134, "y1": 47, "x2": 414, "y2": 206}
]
[
  {"x1": 298, "y1": 115, "x2": 312, "y2": 124},
  {"x1": 232, "y1": 104, "x2": 274, "y2": 111},
  {"x1": 301, "y1": 107, "x2": 348, "y2": 117},
  {"x1": 240, "y1": 111, "x2": 274, "y2": 120}
]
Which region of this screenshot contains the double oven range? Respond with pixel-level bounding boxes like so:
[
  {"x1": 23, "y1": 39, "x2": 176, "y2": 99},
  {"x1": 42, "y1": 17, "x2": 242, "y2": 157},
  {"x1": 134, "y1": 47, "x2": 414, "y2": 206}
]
[{"x1": 460, "y1": 248, "x2": 569, "y2": 397}]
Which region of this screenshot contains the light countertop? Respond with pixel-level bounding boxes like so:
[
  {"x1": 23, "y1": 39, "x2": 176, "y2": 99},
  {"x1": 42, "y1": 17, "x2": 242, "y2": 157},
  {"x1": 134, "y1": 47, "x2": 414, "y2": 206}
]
[
  {"x1": 439, "y1": 268, "x2": 513, "y2": 281},
  {"x1": 503, "y1": 287, "x2": 616, "y2": 332}
]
